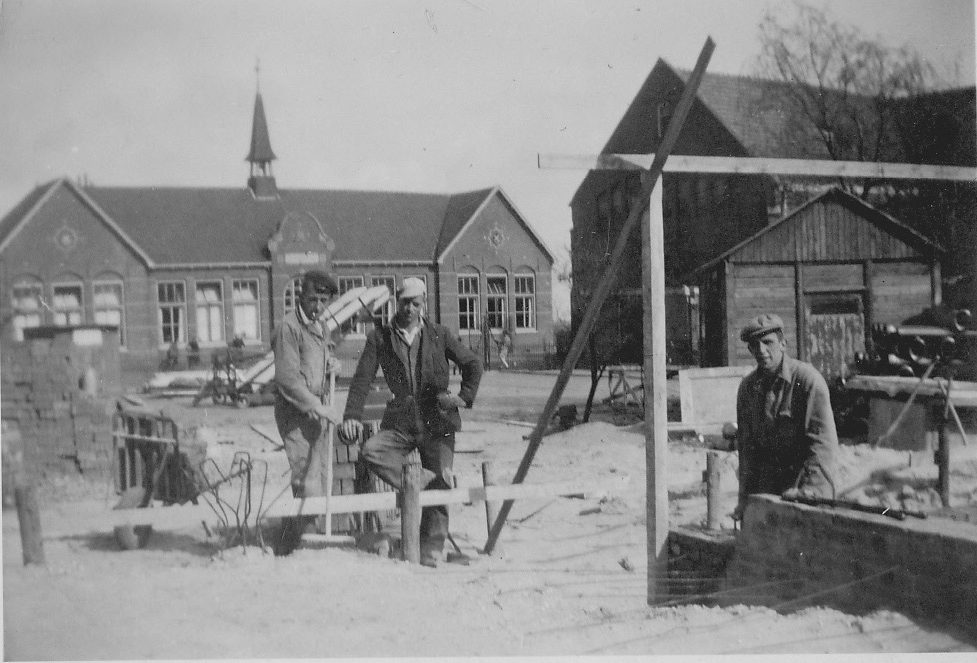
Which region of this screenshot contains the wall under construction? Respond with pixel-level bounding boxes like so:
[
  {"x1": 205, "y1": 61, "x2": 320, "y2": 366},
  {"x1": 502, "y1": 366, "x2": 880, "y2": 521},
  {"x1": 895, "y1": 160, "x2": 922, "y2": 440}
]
[{"x1": 726, "y1": 495, "x2": 977, "y2": 638}]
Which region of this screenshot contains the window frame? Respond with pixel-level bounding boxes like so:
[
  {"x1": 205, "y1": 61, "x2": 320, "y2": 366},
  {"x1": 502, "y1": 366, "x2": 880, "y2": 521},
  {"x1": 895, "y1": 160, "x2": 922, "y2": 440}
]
[
  {"x1": 194, "y1": 280, "x2": 226, "y2": 346},
  {"x1": 485, "y1": 273, "x2": 508, "y2": 332},
  {"x1": 231, "y1": 278, "x2": 261, "y2": 343},
  {"x1": 283, "y1": 275, "x2": 303, "y2": 317},
  {"x1": 338, "y1": 275, "x2": 366, "y2": 336},
  {"x1": 513, "y1": 273, "x2": 536, "y2": 332},
  {"x1": 11, "y1": 278, "x2": 44, "y2": 341},
  {"x1": 370, "y1": 275, "x2": 396, "y2": 328},
  {"x1": 51, "y1": 280, "x2": 84, "y2": 327},
  {"x1": 93, "y1": 278, "x2": 126, "y2": 346},
  {"x1": 457, "y1": 273, "x2": 480, "y2": 334},
  {"x1": 157, "y1": 280, "x2": 187, "y2": 348}
]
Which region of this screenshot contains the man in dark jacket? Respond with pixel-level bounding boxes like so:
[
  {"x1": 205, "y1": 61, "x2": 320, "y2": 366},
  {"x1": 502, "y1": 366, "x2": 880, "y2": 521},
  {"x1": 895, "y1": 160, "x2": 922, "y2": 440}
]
[
  {"x1": 734, "y1": 313, "x2": 838, "y2": 521},
  {"x1": 339, "y1": 277, "x2": 482, "y2": 567}
]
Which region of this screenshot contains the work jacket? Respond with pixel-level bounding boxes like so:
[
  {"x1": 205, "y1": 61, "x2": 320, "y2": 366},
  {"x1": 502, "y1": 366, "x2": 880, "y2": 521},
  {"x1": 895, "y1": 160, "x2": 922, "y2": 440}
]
[
  {"x1": 736, "y1": 355, "x2": 838, "y2": 501},
  {"x1": 344, "y1": 320, "x2": 482, "y2": 436},
  {"x1": 272, "y1": 307, "x2": 334, "y2": 415}
]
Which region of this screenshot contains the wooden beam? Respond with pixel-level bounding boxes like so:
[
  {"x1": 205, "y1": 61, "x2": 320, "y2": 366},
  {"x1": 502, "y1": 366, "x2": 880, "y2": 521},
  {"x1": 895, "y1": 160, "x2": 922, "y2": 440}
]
[
  {"x1": 538, "y1": 153, "x2": 977, "y2": 181},
  {"x1": 95, "y1": 475, "x2": 633, "y2": 530},
  {"x1": 642, "y1": 181, "x2": 668, "y2": 601},
  {"x1": 482, "y1": 35, "x2": 716, "y2": 563}
]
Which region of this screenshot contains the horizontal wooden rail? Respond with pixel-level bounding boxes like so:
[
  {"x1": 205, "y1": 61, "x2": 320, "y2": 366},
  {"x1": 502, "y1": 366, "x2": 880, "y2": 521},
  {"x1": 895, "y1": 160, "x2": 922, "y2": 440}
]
[
  {"x1": 538, "y1": 153, "x2": 977, "y2": 181},
  {"x1": 97, "y1": 475, "x2": 631, "y2": 530}
]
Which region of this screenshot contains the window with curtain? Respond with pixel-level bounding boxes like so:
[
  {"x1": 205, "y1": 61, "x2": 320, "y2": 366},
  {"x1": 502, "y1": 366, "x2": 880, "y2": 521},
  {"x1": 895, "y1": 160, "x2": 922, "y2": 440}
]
[
  {"x1": 284, "y1": 275, "x2": 302, "y2": 316},
  {"x1": 94, "y1": 280, "x2": 125, "y2": 345},
  {"x1": 11, "y1": 279, "x2": 43, "y2": 341},
  {"x1": 232, "y1": 279, "x2": 259, "y2": 341},
  {"x1": 195, "y1": 281, "x2": 224, "y2": 343},
  {"x1": 52, "y1": 283, "x2": 83, "y2": 326}
]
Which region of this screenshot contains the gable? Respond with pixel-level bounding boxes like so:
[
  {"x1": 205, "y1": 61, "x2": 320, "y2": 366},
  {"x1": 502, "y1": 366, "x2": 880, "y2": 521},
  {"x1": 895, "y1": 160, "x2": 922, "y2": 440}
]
[
  {"x1": 0, "y1": 181, "x2": 150, "y2": 281},
  {"x1": 439, "y1": 190, "x2": 553, "y2": 272}
]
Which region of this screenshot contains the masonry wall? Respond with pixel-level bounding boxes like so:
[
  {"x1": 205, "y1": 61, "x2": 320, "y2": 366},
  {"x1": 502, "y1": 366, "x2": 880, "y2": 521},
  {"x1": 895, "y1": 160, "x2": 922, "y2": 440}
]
[
  {"x1": 726, "y1": 495, "x2": 977, "y2": 637},
  {"x1": 1, "y1": 327, "x2": 122, "y2": 479}
]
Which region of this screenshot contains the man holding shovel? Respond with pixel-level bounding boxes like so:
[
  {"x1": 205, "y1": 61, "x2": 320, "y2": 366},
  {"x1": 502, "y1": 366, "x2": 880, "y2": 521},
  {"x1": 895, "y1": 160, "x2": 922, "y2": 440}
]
[{"x1": 271, "y1": 270, "x2": 343, "y2": 555}]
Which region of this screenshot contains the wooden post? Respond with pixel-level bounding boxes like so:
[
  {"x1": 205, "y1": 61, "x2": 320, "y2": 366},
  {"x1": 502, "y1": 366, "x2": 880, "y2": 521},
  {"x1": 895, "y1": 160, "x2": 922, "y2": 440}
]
[
  {"x1": 483, "y1": 36, "x2": 715, "y2": 556},
  {"x1": 705, "y1": 450, "x2": 721, "y2": 531},
  {"x1": 480, "y1": 462, "x2": 503, "y2": 556},
  {"x1": 3, "y1": 421, "x2": 45, "y2": 565},
  {"x1": 794, "y1": 262, "x2": 806, "y2": 362},
  {"x1": 321, "y1": 371, "x2": 336, "y2": 535},
  {"x1": 642, "y1": 182, "x2": 668, "y2": 601},
  {"x1": 936, "y1": 400, "x2": 951, "y2": 507},
  {"x1": 400, "y1": 461, "x2": 422, "y2": 564}
]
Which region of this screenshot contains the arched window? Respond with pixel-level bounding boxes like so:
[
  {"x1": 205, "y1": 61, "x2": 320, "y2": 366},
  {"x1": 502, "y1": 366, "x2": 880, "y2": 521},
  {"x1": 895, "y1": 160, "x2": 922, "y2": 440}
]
[
  {"x1": 93, "y1": 274, "x2": 126, "y2": 346},
  {"x1": 513, "y1": 270, "x2": 536, "y2": 331},
  {"x1": 457, "y1": 270, "x2": 480, "y2": 333},
  {"x1": 11, "y1": 276, "x2": 43, "y2": 341},
  {"x1": 485, "y1": 270, "x2": 508, "y2": 331},
  {"x1": 52, "y1": 276, "x2": 84, "y2": 326}
]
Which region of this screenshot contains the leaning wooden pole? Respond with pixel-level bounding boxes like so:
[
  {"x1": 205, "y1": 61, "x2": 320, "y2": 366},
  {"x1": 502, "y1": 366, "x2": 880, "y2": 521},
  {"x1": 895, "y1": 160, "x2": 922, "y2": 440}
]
[{"x1": 484, "y1": 36, "x2": 715, "y2": 557}]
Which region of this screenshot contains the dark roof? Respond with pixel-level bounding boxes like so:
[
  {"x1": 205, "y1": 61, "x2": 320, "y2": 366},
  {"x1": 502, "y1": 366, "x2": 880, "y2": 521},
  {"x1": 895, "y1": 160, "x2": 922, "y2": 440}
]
[
  {"x1": 246, "y1": 93, "x2": 276, "y2": 163},
  {"x1": 689, "y1": 187, "x2": 944, "y2": 277},
  {"x1": 0, "y1": 180, "x2": 505, "y2": 266},
  {"x1": 0, "y1": 180, "x2": 57, "y2": 243}
]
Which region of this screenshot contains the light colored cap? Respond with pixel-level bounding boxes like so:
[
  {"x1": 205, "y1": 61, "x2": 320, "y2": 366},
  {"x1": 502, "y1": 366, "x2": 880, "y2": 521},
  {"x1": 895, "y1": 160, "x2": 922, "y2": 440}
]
[
  {"x1": 740, "y1": 313, "x2": 784, "y2": 342},
  {"x1": 397, "y1": 277, "x2": 426, "y2": 300}
]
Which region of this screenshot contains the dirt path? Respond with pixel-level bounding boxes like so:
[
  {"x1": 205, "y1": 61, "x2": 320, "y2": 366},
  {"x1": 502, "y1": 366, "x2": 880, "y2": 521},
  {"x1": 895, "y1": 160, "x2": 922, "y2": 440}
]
[{"x1": 3, "y1": 371, "x2": 975, "y2": 658}]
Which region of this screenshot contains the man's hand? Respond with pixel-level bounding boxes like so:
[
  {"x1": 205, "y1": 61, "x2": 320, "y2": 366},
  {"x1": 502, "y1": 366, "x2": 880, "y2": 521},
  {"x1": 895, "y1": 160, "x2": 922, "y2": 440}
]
[
  {"x1": 339, "y1": 419, "x2": 364, "y2": 444},
  {"x1": 437, "y1": 392, "x2": 467, "y2": 410},
  {"x1": 732, "y1": 501, "x2": 746, "y2": 522},
  {"x1": 312, "y1": 403, "x2": 342, "y2": 426},
  {"x1": 326, "y1": 356, "x2": 341, "y2": 374},
  {"x1": 781, "y1": 487, "x2": 816, "y2": 502}
]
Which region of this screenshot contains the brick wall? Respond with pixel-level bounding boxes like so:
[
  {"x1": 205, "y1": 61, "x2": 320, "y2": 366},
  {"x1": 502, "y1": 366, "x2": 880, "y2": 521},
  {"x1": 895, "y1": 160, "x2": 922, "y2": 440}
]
[
  {"x1": 726, "y1": 495, "x2": 977, "y2": 637},
  {"x1": 1, "y1": 326, "x2": 122, "y2": 479}
]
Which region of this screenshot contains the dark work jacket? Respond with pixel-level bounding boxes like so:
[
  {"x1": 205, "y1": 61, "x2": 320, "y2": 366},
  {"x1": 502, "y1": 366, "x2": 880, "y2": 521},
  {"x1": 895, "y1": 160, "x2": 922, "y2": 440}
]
[{"x1": 343, "y1": 320, "x2": 482, "y2": 436}]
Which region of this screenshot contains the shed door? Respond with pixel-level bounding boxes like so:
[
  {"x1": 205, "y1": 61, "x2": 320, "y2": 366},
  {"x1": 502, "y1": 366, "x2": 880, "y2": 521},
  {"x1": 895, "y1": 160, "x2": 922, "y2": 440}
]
[{"x1": 805, "y1": 293, "x2": 865, "y2": 380}]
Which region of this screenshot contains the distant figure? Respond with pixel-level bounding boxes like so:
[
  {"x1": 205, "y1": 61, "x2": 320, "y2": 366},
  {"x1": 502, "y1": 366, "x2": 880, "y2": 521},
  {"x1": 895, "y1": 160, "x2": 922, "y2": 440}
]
[
  {"x1": 187, "y1": 337, "x2": 201, "y2": 369},
  {"x1": 163, "y1": 341, "x2": 180, "y2": 371},
  {"x1": 497, "y1": 329, "x2": 512, "y2": 369},
  {"x1": 734, "y1": 313, "x2": 838, "y2": 522}
]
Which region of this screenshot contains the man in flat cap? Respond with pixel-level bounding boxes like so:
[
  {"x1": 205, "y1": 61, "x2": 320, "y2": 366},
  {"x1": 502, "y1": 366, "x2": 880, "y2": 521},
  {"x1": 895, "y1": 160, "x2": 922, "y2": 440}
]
[
  {"x1": 339, "y1": 277, "x2": 482, "y2": 567},
  {"x1": 734, "y1": 313, "x2": 838, "y2": 521},
  {"x1": 271, "y1": 269, "x2": 343, "y2": 554}
]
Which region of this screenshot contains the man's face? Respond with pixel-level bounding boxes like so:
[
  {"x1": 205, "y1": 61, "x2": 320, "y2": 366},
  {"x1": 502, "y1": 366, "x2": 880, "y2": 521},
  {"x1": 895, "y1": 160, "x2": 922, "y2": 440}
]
[
  {"x1": 394, "y1": 295, "x2": 424, "y2": 327},
  {"x1": 299, "y1": 287, "x2": 335, "y2": 321},
  {"x1": 747, "y1": 331, "x2": 786, "y2": 374}
]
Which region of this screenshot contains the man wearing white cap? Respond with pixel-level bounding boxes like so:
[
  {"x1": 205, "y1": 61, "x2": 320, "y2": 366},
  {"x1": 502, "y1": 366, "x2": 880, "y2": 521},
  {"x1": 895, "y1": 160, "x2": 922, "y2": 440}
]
[
  {"x1": 734, "y1": 313, "x2": 838, "y2": 521},
  {"x1": 339, "y1": 277, "x2": 482, "y2": 566}
]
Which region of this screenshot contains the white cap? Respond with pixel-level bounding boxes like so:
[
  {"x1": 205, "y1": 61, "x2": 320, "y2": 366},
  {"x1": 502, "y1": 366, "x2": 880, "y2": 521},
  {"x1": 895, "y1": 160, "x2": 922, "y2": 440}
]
[{"x1": 397, "y1": 277, "x2": 426, "y2": 300}]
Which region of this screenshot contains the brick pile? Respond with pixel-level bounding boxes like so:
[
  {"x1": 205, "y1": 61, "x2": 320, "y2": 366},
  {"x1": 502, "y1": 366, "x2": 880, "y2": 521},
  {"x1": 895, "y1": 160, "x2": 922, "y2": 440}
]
[{"x1": 1, "y1": 327, "x2": 122, "y2": 480}]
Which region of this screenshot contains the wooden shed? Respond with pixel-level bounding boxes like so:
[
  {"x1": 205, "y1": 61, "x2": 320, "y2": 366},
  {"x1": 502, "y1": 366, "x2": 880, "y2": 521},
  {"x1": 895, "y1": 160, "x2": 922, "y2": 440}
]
[{"x1": 690, "y1": 188, "x2": 945, "y2": 378}]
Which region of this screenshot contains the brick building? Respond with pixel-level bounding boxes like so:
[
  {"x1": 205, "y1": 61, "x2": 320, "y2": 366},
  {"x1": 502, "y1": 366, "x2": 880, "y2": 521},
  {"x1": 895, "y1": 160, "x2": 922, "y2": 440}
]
[{"x1": 0, "y1": 90, "x2": 555, "y2": 379}]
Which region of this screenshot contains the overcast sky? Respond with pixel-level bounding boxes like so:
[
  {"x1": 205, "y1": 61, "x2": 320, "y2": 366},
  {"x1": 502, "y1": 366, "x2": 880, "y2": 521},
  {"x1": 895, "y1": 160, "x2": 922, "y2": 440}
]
[{"x1": 1, "y1": 0, "x2": 974, "y2": 318}]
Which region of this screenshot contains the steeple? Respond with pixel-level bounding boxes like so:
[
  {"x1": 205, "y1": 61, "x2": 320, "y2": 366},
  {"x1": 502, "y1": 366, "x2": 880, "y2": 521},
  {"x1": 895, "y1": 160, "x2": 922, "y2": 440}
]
[{"x1": 246, "y1": 60, "x2": 278, "y2": 199}]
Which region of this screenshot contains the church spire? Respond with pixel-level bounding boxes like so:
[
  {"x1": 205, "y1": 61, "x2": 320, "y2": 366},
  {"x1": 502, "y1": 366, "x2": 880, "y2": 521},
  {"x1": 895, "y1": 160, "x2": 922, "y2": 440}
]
[{"x1": 246, "y1": 60, "x2": 278, "y2": 199}]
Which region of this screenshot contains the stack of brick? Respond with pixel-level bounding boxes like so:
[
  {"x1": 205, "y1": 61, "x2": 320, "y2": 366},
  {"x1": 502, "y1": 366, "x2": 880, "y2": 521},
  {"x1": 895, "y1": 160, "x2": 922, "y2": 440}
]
[
  {"x1": 726, "y1": 495, "x2": 977, "y2": 638},
  {"x1": 1, "y1": 326, "x2": 122, "y2": 479}
]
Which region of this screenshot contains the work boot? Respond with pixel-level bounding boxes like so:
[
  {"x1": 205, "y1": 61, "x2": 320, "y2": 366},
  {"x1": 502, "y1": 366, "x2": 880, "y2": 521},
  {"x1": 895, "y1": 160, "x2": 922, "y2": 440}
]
[{"x1": 420, "y1": 538, "x2": 444, "y2": 568}]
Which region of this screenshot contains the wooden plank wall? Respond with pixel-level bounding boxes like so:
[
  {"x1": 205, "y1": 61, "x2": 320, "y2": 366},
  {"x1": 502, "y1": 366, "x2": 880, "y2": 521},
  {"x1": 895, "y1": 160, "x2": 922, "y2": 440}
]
[
  {"x1": 734, "y1": 199, "x2": 920, "y2": 263},
  {"x1": 730, "y1": 263, "x2": 796, "y2": 366}
]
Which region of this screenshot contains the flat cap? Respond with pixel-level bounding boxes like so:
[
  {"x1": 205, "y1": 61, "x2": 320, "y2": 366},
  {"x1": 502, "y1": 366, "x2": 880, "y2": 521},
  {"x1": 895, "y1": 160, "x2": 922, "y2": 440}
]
[
  {"x1": 396, "y1": 277, "x2": 426, "y2": 300},
  {"x1": 740, "y1": 313, "x2": 784, "y2": 342}
]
